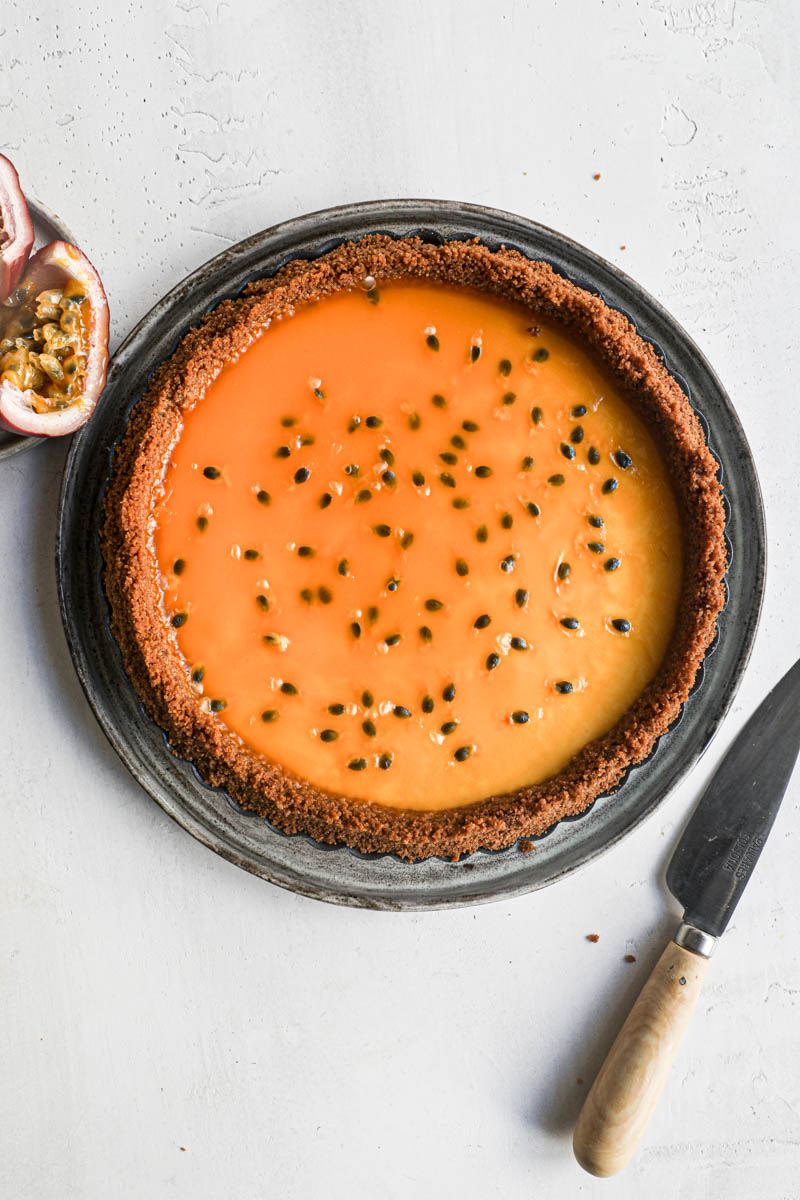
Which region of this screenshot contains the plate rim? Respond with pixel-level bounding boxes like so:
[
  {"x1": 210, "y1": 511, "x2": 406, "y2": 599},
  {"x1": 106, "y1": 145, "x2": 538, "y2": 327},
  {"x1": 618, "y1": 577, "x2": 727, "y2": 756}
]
[{"x1": 56, "y1": 197, "x2": 767, "y2": 909}]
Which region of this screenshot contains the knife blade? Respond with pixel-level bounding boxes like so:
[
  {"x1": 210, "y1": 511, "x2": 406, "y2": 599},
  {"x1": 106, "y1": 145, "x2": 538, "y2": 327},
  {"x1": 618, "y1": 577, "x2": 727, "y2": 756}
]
[
  {"x1": 574, "y1": 657, "x2": 800, "y2": 1177},
  {"x1": 667, "y1": 655, "x2": 800, "y2": 945}
]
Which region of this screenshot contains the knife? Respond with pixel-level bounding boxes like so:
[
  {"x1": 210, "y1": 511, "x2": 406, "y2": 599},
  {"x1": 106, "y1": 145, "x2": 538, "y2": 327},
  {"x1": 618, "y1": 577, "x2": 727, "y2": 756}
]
[{"x1": 573, "y1": 656, "x2": 800, "y2": 1177}]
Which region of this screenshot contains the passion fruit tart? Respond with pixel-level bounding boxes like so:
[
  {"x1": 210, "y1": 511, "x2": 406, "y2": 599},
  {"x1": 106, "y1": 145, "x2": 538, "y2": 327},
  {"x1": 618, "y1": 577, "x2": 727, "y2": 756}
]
[
  {"x1": 0, "y1": 241, "x2": 109, "y2": 436},
  {"x1": 102, "y1": 235, "x2": 727, "y2": 861}
]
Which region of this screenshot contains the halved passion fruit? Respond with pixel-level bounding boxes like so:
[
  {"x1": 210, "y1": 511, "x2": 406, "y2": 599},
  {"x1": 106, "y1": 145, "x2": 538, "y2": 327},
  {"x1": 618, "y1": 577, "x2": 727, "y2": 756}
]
[
  {"x1": 0, "y1": 241, "x2": 109, "y2": 436},
  {"x1": 0, "y1": 155, "x2": 34, "y2": 305}
]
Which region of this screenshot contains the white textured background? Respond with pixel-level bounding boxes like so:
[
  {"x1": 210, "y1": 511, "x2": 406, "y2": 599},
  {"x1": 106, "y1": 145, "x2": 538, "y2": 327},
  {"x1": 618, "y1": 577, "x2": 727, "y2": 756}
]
[{"x1": 2, "y1": 2, "x2": 799, "y2": 1197}]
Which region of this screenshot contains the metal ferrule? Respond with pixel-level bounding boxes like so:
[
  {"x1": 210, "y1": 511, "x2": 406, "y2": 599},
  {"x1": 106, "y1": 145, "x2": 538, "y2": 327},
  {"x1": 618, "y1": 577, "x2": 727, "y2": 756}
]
[{"x1": 674, "y1": 921, "x2": 716, "y2": 959}]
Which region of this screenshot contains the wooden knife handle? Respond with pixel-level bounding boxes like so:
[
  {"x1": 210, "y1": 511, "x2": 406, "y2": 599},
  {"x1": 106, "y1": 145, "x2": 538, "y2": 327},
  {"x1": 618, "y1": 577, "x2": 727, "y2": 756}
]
[{"x1": 573, "y1": 940, "x2": 710, "y2": 1177}]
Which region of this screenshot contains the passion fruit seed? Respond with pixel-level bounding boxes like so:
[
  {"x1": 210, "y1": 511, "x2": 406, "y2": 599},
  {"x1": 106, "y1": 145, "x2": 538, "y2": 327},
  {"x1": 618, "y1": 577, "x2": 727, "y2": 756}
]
[
  {"x1": 350, "y1": 621, "x2": 362, "y2": 638},
  {"x1": 532, "y1": 347, "x2": 549, "y2": 363},
  {"x1": 526, "y1": 502, "x2": 541, "y2": 517},
  {"x1": 510, "y1": 636, "x2": 528, "y2": 651},
  {"x1": 318, "y1": 586, "x2": 333, "y2": 604},
  {"x1": 300, "y1": 588, "x2": 314, "y2": 604},
  {"x1": 422, "y1": 694, "x2": 435, "y2": 713},
  {"x1": 476, "y1": 525, "x2": 489, "y2": 542},
  {"x1": 362, "y1": 690, "x2": 374, "y2": 706},
  {"x1": 500, "y1": 555, "x2": 516, "y2": 573},
  {"x1": 356, "y1": 489, "x2": 372, "y2": 502},
  {"x1": 320, "y1": 729, "x2": 338, "y2": 741},
  {"x1": 499, "y1": 359, "x2": 512, "y2": 376},
  {"x1": 474, "y1": 613, "x2": 491, "y2": 629},
  {"x1": 500, "y1": 513, "x2": 513, "y2": 529},
  {"x1": 502, "y1": 391, "x2": 516, "y2": 406},
  {"x1": 442, "y1": 683, "x2": 456, "y2": 702},
  {"x1": 393, "y1": 705, "x2": 412, "y2": 718},
  {"x1": 275, "y1": 446, "x2": 291, "y2": 459},
  {"x1": 401, "y1": 531, "x2": 414, "y2": 550},
  {"x1": 196, "y1": 517, "x2": 208, "y2": 532},
  {"x1": 280, "y1": 415, "x2": 296, "y2": 427},
  {"x1": 602, "y1": 478, "x2": 619, "y2": 494},
  {"x1": 384, "y1": 633, "x2": 401, "y2": 647},
  {"x1": 426, "y1": 334, "x2": 440, "y2": 351},
  {"x1": 454, "y1": 745, "x2": 473, "y2": 761},
  {"x1": 191, "y1": 666, "x2": 204, "y2": 683},
  {"x1": 344, "y1": 463, "x2": 360, "y2": 476},
  {"x1": 486, "y1": 653, "x2": 500, "y2": 670},
  {"x1": 451, "y1": 434, "x2": 466, "y2": 450},
  {"x1": 605, "y1": 558, "x2": 621, "y2": 572},
  {"x1": 280, "y1": 682, "x2": 298, "y2": 695},
  {"x1": 470, "y1": 344, "x2": 481, "y2": 363},
  {"x1": 362, "y1": 719, "x2": 377, "y2": 737},
  {"x1": 588, "y1": 514, "x2": 604, "y2": 528},
  {"x1": 612, "y1": 618, "x2": 631, "y2": 632},
  {"x1": 171, "y1": 612, "x2": 188, "y2": 628},
  {"x1": 560, "y1": 443, "x2": 576, "y2": 460},
  {"x1": 531, "y1": 406, "x2": 543, "y2": 424},
  {"x1": 261, "y1": 709, "x2": 278, "y2": 722},
  {"x1": 294, "y1": 467, "x2": 310, "y2": 484},
  {"x1": 557, "y1": 562, "x2": 571, "y2": 581},
  {"x1": 365, "y1": 415, "x2": 382, "y2": 428},
  {"x1": 257, "y1": 489, "x2": 272, "y2": 506},
  {"x1": 548, "y1": 474, "x2": 565, "y2": 486},
  {"x1": 511, "y1": 711, "x2": 529, "y2": 724},
  {"x1": 0, "y1": 277, "x2": 94, "y2": 413},
  {"x1": 571, "y1": 405, "x2": 587, "y2": 418},
  {"x1": 555, "y1": 681, "x2": 573, "y2": 694},
  {"x1": 462, "y1": 420, "x2": 480, "y2": 432},
  {"x1": 378, "y1": 753, "x2": 393, "y2": 769},
  {"x1": 522, "y1": 456, "x2": 534, "y2": 471},
  {"x1": 209, "y1": 699, "x2": 226, "y2": 712},
  {"x1": 425, "y1": 598, "x2": 443, "y2": 612},
  {"x1": 455, "y1": 558, "x2": 469, "y2": 576},
  {"x1": 452, "y1": 497, "x2": 470, "y2": 509},
  {"x1": 441, "y1": 721, "x2": 458, "y2": 735},
  {"x1": 475, "y1": 465, "x2": 492, "y2": 478},
  {"x1": 571, "y1": 426, "x2": 584, "y2": 443},
  {"x1": 244, "y1": 548, "x2": 260, "y2": 560},
  {"x1": 203, "y1": 465, "x2": 221, "y2": 480},
  {"x1": 374, "y1": 523, "x2": 391, "y2": 538},
  {"x1": 408, "y1": 412, "x2": 422, "y2": 430},
  {"x1": 338, "y1": 558, "x2": 349, "y2": 576},
  {"x1": 588, "y1": 447, "x2": 600, "y2": 465},
  {"x1": 419, "y1": 625, "x2": 433, "y2": 642},
  {"x1": 560, "y1": 617, "x2": 580, "y2": 629},
  {"x1": 382, "y1": 470, "x2": 396, "y2": 486},
  {"x1": 348, "y1": 758, "x2": 367, "y2": 770},
  {"x1": 256, "y1": 594, "x2": 269, "y2": 611},
  {"x1": 614, "y1": 450, "x2": 632, "y2": 469},
  {"x1": 432, "y1": 393, "x2": 447, "y2": 409},
  {"x1": 387, "y1": 578, "x2": 399, "y2": 592},
  {"x1": 588, "y1": 542, "x2": 605, "y2": 554},
  {"x1": 173, "y1": 558, "x2": 186, "y2": 575},
  {"x1": 347, "y1": 416, "x2": 361, "y2": 433},
  {"x1": 328, "y1": 703, "x2": 345, "y2": 715},
  {"x1": 412, "y1": 470, "x2": 425, "y2": 486},
  {"x1": 515, "y1": 589, "x2": 528, "y2": 607}
]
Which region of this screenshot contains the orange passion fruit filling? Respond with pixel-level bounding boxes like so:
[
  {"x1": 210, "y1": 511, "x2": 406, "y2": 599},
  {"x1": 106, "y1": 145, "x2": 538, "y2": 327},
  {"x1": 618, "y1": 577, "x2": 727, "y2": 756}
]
[
  {"x1": 153, "y1": 279, "x2": 683, "y2": 812},
  {"x1": 0, "y1": 275, "x2": 89, "y2": 411}
]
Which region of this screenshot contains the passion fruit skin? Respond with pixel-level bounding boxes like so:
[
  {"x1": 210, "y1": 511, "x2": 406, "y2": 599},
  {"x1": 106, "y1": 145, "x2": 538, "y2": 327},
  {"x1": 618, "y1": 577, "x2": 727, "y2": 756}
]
[
  {"x1": 0, "y1": 154, "x2": 34, "y2": 304},
  {"x1": 0, "y1": 240, "x2": 109, "y2": 437}
]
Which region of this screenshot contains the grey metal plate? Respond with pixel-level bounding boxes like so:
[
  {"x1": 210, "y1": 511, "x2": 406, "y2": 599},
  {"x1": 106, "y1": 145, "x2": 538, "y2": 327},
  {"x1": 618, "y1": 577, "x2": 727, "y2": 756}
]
[
  {"x1": 0, "y1": 199, "x2": 76, "y2": 462},
  {"x1": 56, "y1": 199, "x2": 766, "y2": 910}
]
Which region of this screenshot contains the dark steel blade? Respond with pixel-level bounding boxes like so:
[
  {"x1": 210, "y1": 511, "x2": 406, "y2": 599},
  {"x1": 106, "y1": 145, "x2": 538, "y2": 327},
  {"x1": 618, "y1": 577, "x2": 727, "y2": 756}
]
[{"x1": 666, "y1": 657, "x2": 800, "y2": 938}]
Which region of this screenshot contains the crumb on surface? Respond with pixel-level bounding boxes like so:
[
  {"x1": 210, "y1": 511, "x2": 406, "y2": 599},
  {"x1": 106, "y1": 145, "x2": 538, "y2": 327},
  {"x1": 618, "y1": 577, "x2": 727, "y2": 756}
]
[
  {"x1": 519, "y1": 839, "x2": 535, "y2": 854},
  {"x1": 587, "y1": 933, "x2": 600, "y2": 943},
  {"x1": 624, "y1": 953, "x2": 636, "y2": 962}
]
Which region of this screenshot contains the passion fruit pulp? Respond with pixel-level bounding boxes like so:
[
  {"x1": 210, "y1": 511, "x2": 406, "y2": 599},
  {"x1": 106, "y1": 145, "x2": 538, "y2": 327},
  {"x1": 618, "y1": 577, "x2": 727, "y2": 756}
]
[
  {"x1": 0, "y1": 240, "x2": 109, "y2": 436},
  {"x1": 0, "y1": 154, "x2": 34, "y2": 304}
]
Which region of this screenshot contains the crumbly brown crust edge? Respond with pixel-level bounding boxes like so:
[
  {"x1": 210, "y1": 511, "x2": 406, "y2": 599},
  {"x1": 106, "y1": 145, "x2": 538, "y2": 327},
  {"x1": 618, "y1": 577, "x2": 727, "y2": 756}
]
[{"x1": 101, "y1": 234, "x2": 728, "y2": 862}]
